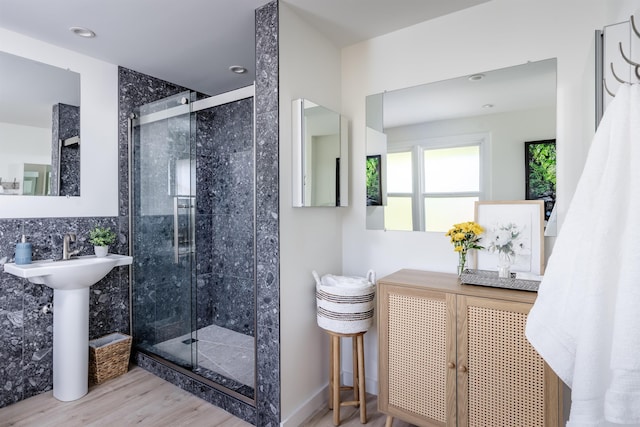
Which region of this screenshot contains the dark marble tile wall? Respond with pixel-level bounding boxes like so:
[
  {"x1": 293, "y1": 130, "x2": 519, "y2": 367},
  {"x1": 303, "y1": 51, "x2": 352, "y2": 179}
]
[
  {"x1": 50, "y1": 103, "x2": 80, "y2": 197},
  {"x1": 0, "y1": 217, "x2": 128, "y2": 408},
  {"x1": 254, "y1": 2, "x2": 281, "y2": 426},
  {"x1": 196, "y1": 98, "x2": 255, "y2": 337}
]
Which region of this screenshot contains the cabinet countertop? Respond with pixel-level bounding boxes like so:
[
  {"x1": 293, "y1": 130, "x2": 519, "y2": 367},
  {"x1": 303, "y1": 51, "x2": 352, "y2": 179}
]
[{"x1": 378, "y1": 269, "x2": 538, "y2": 304}]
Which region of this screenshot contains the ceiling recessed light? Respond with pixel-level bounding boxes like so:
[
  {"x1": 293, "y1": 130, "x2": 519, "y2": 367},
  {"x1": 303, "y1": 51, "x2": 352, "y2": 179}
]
[
  {"x1": 229, "y1": 65, "x2": 247, "y2": 74},
  {"x1": 482, "y1": 103, "x2": 494, "y2": 109},
  {"x1": 69, "y1": 26, "x2": 96, "y2": 38},
  {"x1": 468, "y1": 73, "x2": 485, "y2": 81}
]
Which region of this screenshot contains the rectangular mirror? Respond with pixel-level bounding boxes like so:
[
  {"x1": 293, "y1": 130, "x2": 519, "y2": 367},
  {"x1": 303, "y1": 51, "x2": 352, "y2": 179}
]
[
  {"x1": 292, "y1": 98, "x2": 348, "y2": 207},
  {"x1": 0, "y1": 50, "x2": 81, "y2": 197},
  {"x1": 365, "y1": 58, "x2": 557, "y2": 231}
]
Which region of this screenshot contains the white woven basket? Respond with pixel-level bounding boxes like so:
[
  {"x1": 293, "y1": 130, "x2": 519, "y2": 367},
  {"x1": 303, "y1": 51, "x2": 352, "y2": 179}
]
[{"x1": 314, "y1": 270, "x2": 376, "y2": 334}]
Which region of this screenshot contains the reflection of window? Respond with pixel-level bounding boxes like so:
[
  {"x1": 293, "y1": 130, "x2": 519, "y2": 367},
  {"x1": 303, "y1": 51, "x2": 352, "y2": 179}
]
[
  {"x1": 385, "y1": 137, "x2": 484, "y2": 232},
  {"x1": 385, "y1": 152, "x2": 413, "y2": 230}
]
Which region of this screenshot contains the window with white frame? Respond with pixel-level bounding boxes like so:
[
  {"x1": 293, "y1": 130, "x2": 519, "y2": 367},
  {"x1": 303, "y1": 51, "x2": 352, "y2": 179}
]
[{"x1": 385, "y1": 134, "x2": 487, "y2": 232}]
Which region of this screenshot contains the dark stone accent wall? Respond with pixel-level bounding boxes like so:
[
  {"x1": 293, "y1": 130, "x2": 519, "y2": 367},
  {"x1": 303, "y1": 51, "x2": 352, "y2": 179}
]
[
  {"x1": 50, "y1": 103, "x2": 80, "y2": 197},
  {"x1": 0, "y1": 217, "x2": 128, "y2": 408},
  {"x1": 254, "y1": 2, "x2": 280, "y2": 426},
  {"x1": 196, "y1": 98, "x2": 255, "y2": 337}
]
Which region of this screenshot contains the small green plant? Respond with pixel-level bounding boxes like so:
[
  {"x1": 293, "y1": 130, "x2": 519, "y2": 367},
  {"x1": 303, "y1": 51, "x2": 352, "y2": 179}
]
[{"x1": 88, "y1": 227, "x2": 116, "y2": 247}]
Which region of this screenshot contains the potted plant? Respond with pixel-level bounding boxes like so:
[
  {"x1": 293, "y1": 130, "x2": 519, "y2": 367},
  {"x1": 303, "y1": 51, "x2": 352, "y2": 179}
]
[{"x1": 88, "y1": 227, "x2": 117, "y2": 257}]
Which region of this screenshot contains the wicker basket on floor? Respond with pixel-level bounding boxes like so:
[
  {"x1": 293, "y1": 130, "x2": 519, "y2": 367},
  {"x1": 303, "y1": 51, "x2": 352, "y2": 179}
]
[{"x1": 89, "y1": 332, "x2": 132, "y2": 385}]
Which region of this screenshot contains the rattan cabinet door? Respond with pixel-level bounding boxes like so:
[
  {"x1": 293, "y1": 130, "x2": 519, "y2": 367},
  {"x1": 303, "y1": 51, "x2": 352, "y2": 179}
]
[
  {"x1": 456, "y1": 296, "x2": 559, "y2": 427},
  {"x1": 378, "y1": 284, "x2": 457, "y2": 427}
]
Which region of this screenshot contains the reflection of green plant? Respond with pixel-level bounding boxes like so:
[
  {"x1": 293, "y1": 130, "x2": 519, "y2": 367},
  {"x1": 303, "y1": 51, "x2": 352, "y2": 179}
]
[
  {"x1": 527, "y1": 142, "x2": 556, "y2": 199},
  {"x1": 89, "y1": 227, "x2": 116, "y2": 247},
  {"x1": 366, "y1": 156, "x2": 381, "y2": 205}
]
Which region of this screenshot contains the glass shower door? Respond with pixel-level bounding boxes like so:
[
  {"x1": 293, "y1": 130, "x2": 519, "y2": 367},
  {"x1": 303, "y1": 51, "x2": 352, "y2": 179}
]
[{"x1": 131, "y1": 91, "x2": 198, "y2": 369}]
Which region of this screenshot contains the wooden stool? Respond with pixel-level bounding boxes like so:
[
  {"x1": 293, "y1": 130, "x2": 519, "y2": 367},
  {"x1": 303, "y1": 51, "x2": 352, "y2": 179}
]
[{"x1": 327, "y1": 330, "x2": 367, "y2": 426}]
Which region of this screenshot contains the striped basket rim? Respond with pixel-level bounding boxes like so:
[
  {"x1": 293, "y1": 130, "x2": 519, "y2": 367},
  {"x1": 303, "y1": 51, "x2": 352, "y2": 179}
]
[
  {"x1": 317, "y1": 307, "x2": 374, "y2": 321},
  {"x1": 316, "y1": 290, "x2": 374, "y2": 304}
]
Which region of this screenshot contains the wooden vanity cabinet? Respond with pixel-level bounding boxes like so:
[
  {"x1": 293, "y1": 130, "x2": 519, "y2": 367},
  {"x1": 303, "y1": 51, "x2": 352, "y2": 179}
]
[{"x1": 378, "y1": 269, "x2": 561, "y2": 427}]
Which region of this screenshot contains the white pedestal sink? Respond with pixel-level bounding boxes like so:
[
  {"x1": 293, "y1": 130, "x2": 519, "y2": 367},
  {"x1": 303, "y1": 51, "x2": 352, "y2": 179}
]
[{"x1": 4, "y1": 254, "x2": 133, "y2": 401}]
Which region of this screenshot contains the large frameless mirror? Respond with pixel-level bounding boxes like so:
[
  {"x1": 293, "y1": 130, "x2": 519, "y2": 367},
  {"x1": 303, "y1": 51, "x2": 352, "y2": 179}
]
[
  {"x1": 0, "y1": 50, "x2": 81, "y2": 197},
  {"x1": 365, "y1": 58, "x2": 557, "y2": 232},
  {"x1": 292, "y1": 98, "x2": 349, "y2": 207}
]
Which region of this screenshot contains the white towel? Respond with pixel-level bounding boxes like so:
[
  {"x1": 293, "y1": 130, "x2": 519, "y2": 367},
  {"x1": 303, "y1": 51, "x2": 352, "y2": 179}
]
[
  {"x1": 526, "y1": 84, "x2": 640, "y2": 426},
  {"x1": 312, "y1": 270, "x2": 376, "y2": 288}
]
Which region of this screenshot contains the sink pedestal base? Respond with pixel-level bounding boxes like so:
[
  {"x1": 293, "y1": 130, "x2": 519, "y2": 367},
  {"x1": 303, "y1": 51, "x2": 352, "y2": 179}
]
[{"x1": 53, "y1": 288, "x2": 89, "y2": 401}]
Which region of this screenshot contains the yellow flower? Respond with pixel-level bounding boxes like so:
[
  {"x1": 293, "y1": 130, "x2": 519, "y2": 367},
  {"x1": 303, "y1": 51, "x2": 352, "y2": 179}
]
[
  {"x1": 447, "y1": 220, "x2": 484, "y2": 276},
  {"x1": 445, "y1": 221, "x2": 485, "y2": 253}
]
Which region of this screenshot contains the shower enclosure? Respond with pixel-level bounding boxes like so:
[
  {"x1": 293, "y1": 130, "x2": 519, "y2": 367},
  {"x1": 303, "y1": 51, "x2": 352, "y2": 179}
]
[{"x1": 129, "y1": 86, "x2": 256, "y2": 401}]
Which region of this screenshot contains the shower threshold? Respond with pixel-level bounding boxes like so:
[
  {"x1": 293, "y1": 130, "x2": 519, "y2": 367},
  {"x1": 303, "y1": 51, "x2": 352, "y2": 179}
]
[{"x1": 151, "y1": 324, "x2": 254, "y2": 395}]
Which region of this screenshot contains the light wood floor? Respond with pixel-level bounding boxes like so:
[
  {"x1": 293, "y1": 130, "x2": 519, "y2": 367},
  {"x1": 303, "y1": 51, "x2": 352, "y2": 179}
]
[
  {"x1": 301, "y1": 395, "x2": 414, "y2": 427},
  {"x1": 0, "y1": 367, "x2": 251, "y2": 427},
  {"x1": 0, "y1": 367, "x2": 414, "y2": 427}
]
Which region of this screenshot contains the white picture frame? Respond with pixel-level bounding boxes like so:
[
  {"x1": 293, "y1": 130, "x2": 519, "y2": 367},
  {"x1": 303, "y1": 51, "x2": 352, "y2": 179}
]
[{"x1": 474, "y1": 200, "x2": 545, "y2": 275}]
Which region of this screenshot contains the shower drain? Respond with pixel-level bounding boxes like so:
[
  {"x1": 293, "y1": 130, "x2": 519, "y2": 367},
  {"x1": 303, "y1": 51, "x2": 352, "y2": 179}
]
[{"x1": 181, "y1": 338, "x2": 199, "y2": 345}]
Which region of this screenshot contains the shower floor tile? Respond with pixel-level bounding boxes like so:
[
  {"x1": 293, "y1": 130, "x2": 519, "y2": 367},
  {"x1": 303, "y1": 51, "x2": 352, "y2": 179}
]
[{"x1": 154, "y1": 324, "x2": 254, "y2": 388}]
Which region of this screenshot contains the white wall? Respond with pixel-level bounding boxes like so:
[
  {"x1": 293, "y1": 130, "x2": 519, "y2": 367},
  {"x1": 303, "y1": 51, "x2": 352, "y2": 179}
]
[
  {"x1": 340, "y1": 0, "x2": 618, "y2": 394},
  {"x1": 0, "y1": 28, "x2": 118, "y2": 218},
  {"x1": 279, "y1": 4, "x2": 344, "y2": 425},
  {"x1": 607, "y1": 1, "x2": 640, "y2": 22}
]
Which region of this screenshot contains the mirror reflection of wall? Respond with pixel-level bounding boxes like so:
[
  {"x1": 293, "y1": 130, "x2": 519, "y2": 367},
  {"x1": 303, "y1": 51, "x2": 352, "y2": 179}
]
[
  {"x1": 365, "y1": 58, "x2": 557, "y2": 232},
  {"x1": 22, "y1": 163, "x2": 51, "y2": 195},
  {"x1": 0, "y1": 50, "x2": 81, "y2": 197},
  {"x1": 292, "y1": 98, "x2": 348, "y2": 207}
]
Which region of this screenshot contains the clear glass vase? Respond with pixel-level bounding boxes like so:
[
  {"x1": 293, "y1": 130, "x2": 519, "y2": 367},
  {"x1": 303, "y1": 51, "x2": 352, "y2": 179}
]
[
  {"x1": 457, "y1": 252, "x2": 467, "y2": 277},
  {"x1": 498, "y1": 251, "x2": 512, "y2": 278}
]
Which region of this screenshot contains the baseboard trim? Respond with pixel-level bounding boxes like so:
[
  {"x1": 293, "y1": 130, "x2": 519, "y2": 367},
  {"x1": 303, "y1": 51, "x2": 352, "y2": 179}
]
[
  {"x1": 280, "y1": 384, "x2": 328, "y2": 427},
  {"x1": 280, "y1": 375, "x2": 379, "y2": 427}
]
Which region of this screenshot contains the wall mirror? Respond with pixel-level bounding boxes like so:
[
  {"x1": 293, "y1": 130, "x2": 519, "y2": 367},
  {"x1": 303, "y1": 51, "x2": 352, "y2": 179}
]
[
  {"x1": 292, "y1": 98, "x2": 349, "y2": 207},
  {"x1": 0, "y1": 50, "x2": 81, "y2": 197},
  {"x1": 365, "y1": 58, "x2": 557, "y2": 232}
]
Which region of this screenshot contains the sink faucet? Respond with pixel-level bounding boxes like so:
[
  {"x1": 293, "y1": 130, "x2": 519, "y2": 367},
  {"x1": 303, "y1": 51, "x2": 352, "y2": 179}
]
[{"x1": 63, "y1": 233, "x2": 80, "y2": 260}]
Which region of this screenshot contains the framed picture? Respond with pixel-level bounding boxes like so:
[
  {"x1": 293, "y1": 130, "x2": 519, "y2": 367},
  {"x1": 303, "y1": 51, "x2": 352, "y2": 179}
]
[
  {"x1": 474, "y1": 200, "x2": 545, "y2": 275},
  {"x1": 366, "y1": 154, "x2": 382, "y2": 206},
  {"x1": 525, "y1": 139, "x2": 556, "y2": 222}
]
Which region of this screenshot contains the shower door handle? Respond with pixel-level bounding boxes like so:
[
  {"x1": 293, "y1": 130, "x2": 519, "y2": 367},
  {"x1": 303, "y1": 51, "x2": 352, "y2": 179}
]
[
  {"x1": 173, "y1": 196, "x2": 195, "y2": 264},
  {"x1": 174, "y1": 197, "x2": 180, "y2": 264}
]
